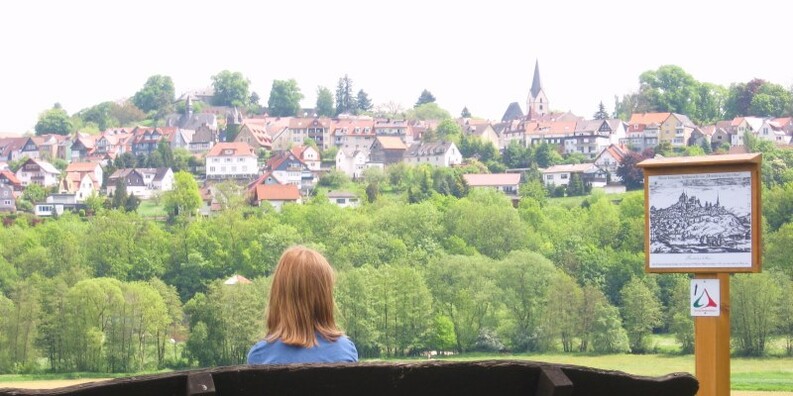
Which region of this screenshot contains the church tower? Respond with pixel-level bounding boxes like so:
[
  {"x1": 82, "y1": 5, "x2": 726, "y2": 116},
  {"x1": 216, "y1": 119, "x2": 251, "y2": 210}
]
[{"x1": 526, "y1": 59, "x2": 549, "y2": 120}]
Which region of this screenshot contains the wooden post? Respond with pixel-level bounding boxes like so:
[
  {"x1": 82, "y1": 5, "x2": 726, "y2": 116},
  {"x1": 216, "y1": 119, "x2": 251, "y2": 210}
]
[{"x1": 694, "y1": 273, "x2": 730, "y2": 396}]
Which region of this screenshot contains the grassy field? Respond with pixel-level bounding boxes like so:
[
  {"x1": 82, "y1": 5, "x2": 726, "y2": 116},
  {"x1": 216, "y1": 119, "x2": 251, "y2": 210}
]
[{"x1": 136, "y1": 200, "x2": 166, "y2": 218}]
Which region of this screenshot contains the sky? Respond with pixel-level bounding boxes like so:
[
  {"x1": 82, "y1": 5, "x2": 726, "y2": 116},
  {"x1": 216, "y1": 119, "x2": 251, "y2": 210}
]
[{"x1": 1, "y1": 0, "x2": 791, "y2": 134}]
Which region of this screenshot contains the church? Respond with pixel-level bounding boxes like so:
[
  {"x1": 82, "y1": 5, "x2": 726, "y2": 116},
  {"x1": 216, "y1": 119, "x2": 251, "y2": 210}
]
[{"x1": 501, "y1": 60, "x2": 550, "y2": 122}]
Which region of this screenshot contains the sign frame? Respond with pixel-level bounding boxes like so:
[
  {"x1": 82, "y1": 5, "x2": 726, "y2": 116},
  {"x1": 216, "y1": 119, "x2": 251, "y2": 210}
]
[{"x1": 637, "y1": 153, "x2": 762, "y2": 274}]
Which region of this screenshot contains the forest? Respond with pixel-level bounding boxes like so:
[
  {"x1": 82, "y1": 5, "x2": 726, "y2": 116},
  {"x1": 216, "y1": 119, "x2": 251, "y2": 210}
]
[{"x1": 3, "y1": 137, "x2": 793, "y2": 373}]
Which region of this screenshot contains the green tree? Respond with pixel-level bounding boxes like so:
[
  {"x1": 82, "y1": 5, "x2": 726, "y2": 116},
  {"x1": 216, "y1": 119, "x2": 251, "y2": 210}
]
[
  {"x1": 749, "y1": 82, "x2": 792, "y2": 117},
  {"x1": 356, "y1": 89, "x2": 373, "y2": 113},
  {"x1": 162, "y1": 171, "x2": 202, "y2": 219},
  {"x1": 405, "y1": 102, "x2": 451, "y2": 121},
  {"x1": 435, "y1": 119, "x2": 463, "y2": 143},
  {"x1": 415, "y1": 89, "x2": 436, "y2": 107},
  {"x1": 315, "y1": 86, "x2": 335, "y2": 117},
  {"x1": 109, "y1": 101, "x2": 147, "y2": 126},
  {"x1": 211, "y1": 70, "x2": 250, "y2": 107},
  {"x1": 638, "y1": 65, "x2": 699, "y2": 117},
  {"x1": 21, "y1": 182, "x2": 47, "y2": 204},
  {"x1": 694, "y1": 82, "x2": 727, "y2": 124},
  {"x1": 593, "y1": 101, "x2": 609, "y2": 120},
  {"x1": 620, "y1": 277, "x2": 662, "y2": 353},
  {"x1": 111, "y1": 179, "x2": 129, "y2": 210},
  {"x1": 445, "y1": 189, "x2": 526, "y2": 258},
  {"x1": 132, "y1": 75, "x2": 175, "y2": 117},
  {"x1": 667, "y1": 275, "x2": 694, "y2": 354},
  {"x1": 335, "y1": 74, "x2": 356, "y2": 115},
  {"x1": 335, "y1": 267, "x2": 380, "y2": 357},
  {"x1": 77, "y1": 101, "x2": 118, "y2": 131},
  {"x1": 724, "y1": 78, "x2": 766, "y2": 118},
  {"x1": 35, "y1": 104, "x2": 73, "y2": 135},
  {"x1": 732, "y1": 272, "x2": 781, "y2": 356},
  {"x1": 267, "y1": 79, "x2": 303, "y2": 117}
]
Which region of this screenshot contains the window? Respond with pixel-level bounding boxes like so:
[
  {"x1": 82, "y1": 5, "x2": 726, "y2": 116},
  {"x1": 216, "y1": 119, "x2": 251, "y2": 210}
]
[
  {"x1": 239, "y1": 157, "x2": 244, "y2": 162},
  {"x1": 546, "y1": 175, "x2": 553, "y2": 180},
  {"x1": 561, "y1": 174, "x2": 568, "y2": 179},
  {"x1": 3, "y1": 200, "x2": 10, "y2": 205},
  {"x1": 336, "y1": 198, "x2": 346, "y2": 204}
]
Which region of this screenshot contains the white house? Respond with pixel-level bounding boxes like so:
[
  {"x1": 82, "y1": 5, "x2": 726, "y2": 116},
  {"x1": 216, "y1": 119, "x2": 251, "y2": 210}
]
[
  {"x1": 462, "y1": 173, "x2": 521, "y2": 195},
  {"x1": 593, "y1": 144, "x2": 626, "y2": 182},
  {"x1": 327, "y1": 191, "x2": 360, "y2": 208},
  {"x1": 205, "y1": 142, "x2": 258, "y2": 180},
  {"x1": 404, "y1": 141, "x2": 462, "y2": 167},
  {"x1": 542, "y1": 163, "x2": 598, "y2": 187},
  {"x1": 290, "y1": 145, "x2": 321, "y2": 171},
  {"x1": 15, "y1": 158, "x2": 60, "y2": 187},
  {"x1": 266, "y1": 151, "x2": 313, "y2": 190},
  {"x1": 34, "y1": 194, "x2": 85, "y2": 216},
  {"x1": 757, "y1": 119, "x2": 790, "y2": 144},
  {"x1": 335, "y1": 148, "x2": 369, "y2": 179},
  {"x1": 107, "y1": 168, "x2": 174, "y2": 199}
]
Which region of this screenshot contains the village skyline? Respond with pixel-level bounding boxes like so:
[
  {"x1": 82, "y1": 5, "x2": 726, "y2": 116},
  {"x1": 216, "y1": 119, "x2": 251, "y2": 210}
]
[{"x1": 1, "y1": 0, "x2": 791, "y2": 134}]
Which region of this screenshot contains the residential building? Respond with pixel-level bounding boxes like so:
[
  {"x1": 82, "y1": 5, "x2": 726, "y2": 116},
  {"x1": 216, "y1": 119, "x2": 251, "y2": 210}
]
[
  {"x1": 757, "y1": 119, "x2": 790, "y2": 144},
  {"x1": 0, "y1": 185, "x2": 16, "y2": 212},
  {"x1": 0, "y1": 137, "x2": 28, "y2": 161},
  {"x1": 335, "y1": 148, "x2": 369, "y2": 179},
  {"x1": 593, "y1": 144, "x2": 626, "y2": 182},
  {"x1": 332, "y1": 117, "x2": 376, "y2": 150},
  {"x1": 660, "y1": 113, "x2": 696, "y2": 147},
  {"x1": 34, "y1": 194, "x2": 86, "y2": 217},
  {"x1": 525, "y1": 121, "x2": 577, "y2": 146},
  {"x1": 190, "y1": 123, "x2": 219, "y2": 152},
  {"x1": 234, "y1": 120, "x2": 273, "y2": 151},
  {"x1": 130, "y1": 127, "x2": 176, "y2": 156},
  {"x1": 622, "y1": 122, "x2": 660, "y2": 151},
  {"x1": 107, "y1": 168, "x2": 174, "y2": 199},
  {"x1": 565, "y1": 119, "x2": 626, "y2": 158},
  {"x1": 404, "y1": 141, "x2": 462, "y2": 167},
  {"x1": 15, "y1": 158, "x2": 60, "y2": 187},
  {"x1": 462, "y1": 173, "x2": 521, "y2": 195},
  {"x1": 374, "y1": 119, "x2": 410, "y2": 144},
  {"x1": 542, "y1": 163, "x2": 598, "y2": 187},
  {"x1": 369, "y1": 136, "x2": 407, "y2": 165},
  {"x1": 0, "y1": 170, "x2": 23, "y2": 190},
  {"x1": 459, "y1": 119, "x2": 500, "y2": 149},
  {"x1": 327, "y1": 191, "x2": 360, "y2": 208},
  {"x1": 290, "y1": 145, "x2": 321, "y2": 171},
  {"x1": 289, "y1": 118, "x2": 332, "y2": 150},
  {"x1": 205, "y1": 142, "x2": 258, "y2": 180},
  {"x1": 70, "y1": 133, "x2": 96, "y2": 160},
  {"x1": 60, "y1": 162, "x2": 103, "y2": 201},
  {"x1": 255, "y1": 184, "x2": 301, "y2": 211},
  {"x1": 266, "y1": 151, "x2": 313, "y2": 190}
]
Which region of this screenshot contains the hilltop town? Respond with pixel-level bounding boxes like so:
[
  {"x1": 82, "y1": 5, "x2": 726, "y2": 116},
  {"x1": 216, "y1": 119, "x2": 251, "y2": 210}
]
[{"x1": 1, "y1": 62, "x2": 792, "y2": 216}]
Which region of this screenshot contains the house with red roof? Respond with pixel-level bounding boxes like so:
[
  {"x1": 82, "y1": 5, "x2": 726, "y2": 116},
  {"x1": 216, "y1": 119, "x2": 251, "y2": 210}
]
[
  {"x1": 0, "y1": 170, "x2": 23, "y2": 191},
  {"x1": 60, "y1": 162, "x2": 103, "y2": 201},
  {"x1": 289, "y1": 117, "x2": 332, "y2": 150},
  {"x1": 234, "y1": 121, "x2": 273, "y2": 151},
  {"x1": 254, "y1": 184, "x2": 301, "y2": 211},
  {"x1": 369, "y1": 136, "x2": 407, "y2": 165},
  {"x1": 290, "y1": 145, "x2": 321, "y2": 171},
  {"x1": 462, "y1": 173, "x2": 521, "y2": 195},
  {"x1": 265, "y1": 151, "x2": 313, "y2": 190},
  {"x1": 205, "y1": 142, "x2": 258, "y2": 180},
  {"x1": 594, "y1": 144, "x2": 627, "y2": 182},
  {"x1": 331, "y1": 117, "x2": 375, "y2": 151}
]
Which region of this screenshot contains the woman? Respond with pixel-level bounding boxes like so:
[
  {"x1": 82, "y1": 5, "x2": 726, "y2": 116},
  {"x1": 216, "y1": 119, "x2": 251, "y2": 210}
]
[{"x1": 247, "y1": 246, "x2": 358, "y2": 364}]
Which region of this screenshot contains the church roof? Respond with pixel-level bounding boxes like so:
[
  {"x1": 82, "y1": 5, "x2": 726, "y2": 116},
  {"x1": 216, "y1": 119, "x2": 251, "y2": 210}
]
[
  {"x1": 530, "y1": 59, "x2": 543, "y2": 98},
  {"x1": 501, "y1": 102, "x2": 524, "y2": 122}
]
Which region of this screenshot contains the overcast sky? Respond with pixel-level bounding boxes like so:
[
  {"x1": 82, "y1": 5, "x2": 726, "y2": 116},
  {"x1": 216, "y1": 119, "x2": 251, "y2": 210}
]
[{"x1": 1, "y1": 0, "x2": 790, "y2": 134}]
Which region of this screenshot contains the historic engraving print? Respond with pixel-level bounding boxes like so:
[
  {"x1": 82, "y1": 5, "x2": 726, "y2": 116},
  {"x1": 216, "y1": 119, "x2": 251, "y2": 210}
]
[{"x1": 647, "y1": 171, "x2": 752, "y2": 269}]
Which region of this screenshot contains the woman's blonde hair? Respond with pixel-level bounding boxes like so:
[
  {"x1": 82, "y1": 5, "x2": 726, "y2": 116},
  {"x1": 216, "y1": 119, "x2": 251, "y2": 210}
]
[{"x1": 265, "y1": 246, "x2": 342, "y2": 347}]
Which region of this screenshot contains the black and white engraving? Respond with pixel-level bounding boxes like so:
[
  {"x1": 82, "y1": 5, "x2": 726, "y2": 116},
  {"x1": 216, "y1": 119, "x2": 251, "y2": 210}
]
[{"x1": 647, "y1": 171, "x2": 752, "y2": 268}]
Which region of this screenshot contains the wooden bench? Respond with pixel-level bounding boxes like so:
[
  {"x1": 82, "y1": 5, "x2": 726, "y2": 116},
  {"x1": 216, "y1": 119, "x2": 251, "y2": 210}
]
[{"x1": 0, "y1": 360, "x2": 698, "y2": 396}]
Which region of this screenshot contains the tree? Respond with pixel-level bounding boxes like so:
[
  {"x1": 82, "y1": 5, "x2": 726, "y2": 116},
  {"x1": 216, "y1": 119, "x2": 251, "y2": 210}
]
[
  {"x1": 415, "y1": 89, "x2": 436, "y2": 107},
  {"x1": 162, "y1": 171, "x2": 202, "y2": 219},
  {"x1": 732, "y1": 272, "x2": 781, "y2": 356},
  {"x1": 405, "y1": 102, "x2": 451, "y2": 121},
  {"x1": 315, "y1": 86, "x2": 335, "y2": 117},
  {"x1": 620, "y1": 277, "x2": 662, "y2": 353},
  {"x1": 434, "y1": 119, "x2": 462, "y2": 143},
  {"x1": 593, "y1": 101, "x2": 609, "y2": 120},
  {"x1": 617, "y1": 149, "x2": 653, "y2": 190},
  {"x1": 132, "y1": 75, "x2": 175, "y2": 117},
  {"x1": 335, "y1": 74, "x2": 356, "y2": 115},
  {"x1": 267, "y1": 79, "x2": 303, "y2": 117},
  {"x1": 354, "y1": 89, "x2": 372, "y2": 113},
  {"x1": 77, "y1": 101, "x2": 118, "y2": 131},
  {"x1": 35, "y1": 105, "x2": 72, "y2": 135},
  {"x1": 638, "y1": 65, "x2": 699, "y2": 117},
  {"x1": 749, "y1": 82, "x2": 792, "y2": 117},
  {"x1": 109, "y1": 101, "x2": 146, "y2": 126},
  {"x1": 211, "y1": 70, "x2": 250, "y2": 107},
  {"x1": 461, "y1": 106, "x2": 472, "y2": 118}
]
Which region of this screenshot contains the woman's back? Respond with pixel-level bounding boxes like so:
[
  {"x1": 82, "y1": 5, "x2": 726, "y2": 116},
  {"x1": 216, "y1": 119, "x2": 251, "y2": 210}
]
[{"x1": 247, "y1": 334, "x2": 358, "y2": 364}]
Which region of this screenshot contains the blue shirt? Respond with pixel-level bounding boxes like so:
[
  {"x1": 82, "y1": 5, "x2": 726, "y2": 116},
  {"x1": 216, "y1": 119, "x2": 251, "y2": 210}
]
[{"x1": 247, "y1": 334, "x2": 358, "y2": 364}]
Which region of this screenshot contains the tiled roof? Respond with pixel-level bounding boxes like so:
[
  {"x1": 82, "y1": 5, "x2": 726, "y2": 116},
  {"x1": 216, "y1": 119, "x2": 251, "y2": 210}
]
[
  {"x1": 628, "y1": 112, "x2": 671, "y2": 125},
  {"x1": 543, "y1": 163, "x2": 596, "y2": 174},
  {"x1": 0, "y1": 170, "x2": 21, "y2": 185},
  {"x1": 256, "y1": 184, "x2": 300, "y2": 201},
  {"x1": 375, "y1": 136, "x2": 407, "y2": 150},
  {"x1": 288, "y1": 117, "x2": 331, "y2": 129},
  {"x1": 462, "y1": 173, "x2": 521, "y2": 187},
  {"x1": 207, "y1": 142, "x2": 256, "y2": 157},
  {"x1": 66, "y1": 162, "x2": 100, "y2": 173},
  {"x1": 327, "y1": 190, "x2": 358, "y2": 198},
  {"x1": 406, "y1": 141, "x2": 455, "y2": 157}
]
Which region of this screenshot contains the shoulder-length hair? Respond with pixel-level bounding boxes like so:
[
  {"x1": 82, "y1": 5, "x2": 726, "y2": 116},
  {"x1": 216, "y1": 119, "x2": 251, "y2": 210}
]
[{"x1": 265, "y1": 246, "x2": 342, "y2": 347}]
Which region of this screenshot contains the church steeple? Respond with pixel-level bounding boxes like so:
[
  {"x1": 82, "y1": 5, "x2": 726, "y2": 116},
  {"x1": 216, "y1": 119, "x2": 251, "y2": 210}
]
[
  {"x1": 530, "y1": 59, "x2": 543, "y2": 99},
  {"x1": 526, "y1": 59, "x2": 549, "y2": 120}
]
